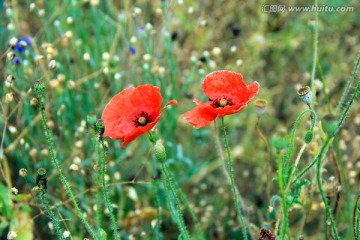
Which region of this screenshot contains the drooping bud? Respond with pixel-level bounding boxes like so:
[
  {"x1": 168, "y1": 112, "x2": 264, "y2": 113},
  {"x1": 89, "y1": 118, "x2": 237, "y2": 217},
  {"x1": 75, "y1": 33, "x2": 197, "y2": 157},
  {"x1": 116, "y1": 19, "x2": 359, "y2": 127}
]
[
  {"x1": 297, "y1": 86, "x2": 312, "y2": 105},
  {"x1": 272, "y1": 130, "x2": 288, "y2": 152},
  {"x1": 36, "y1": 168, "x2": 47, "y2": 192},
  {"x1": 86, "y1": 113, "x2": 97, "y2": 129},
  {"x1": 95, "y1": 119, "x2": 105, "y2": 136},
  {"x1": 304, "y1": 130, "x2": 314, "y2": 144},
  {"x1": 321, "y1": 114, "x2": 338, "y2": 137},
  {"x1": 254, "y1": 99, "x2": 267, "y2": 116},
  {"x1": 154, "y1": 142, "x2": 166, "y2": 163},
  {"x1": 33, "y1": 80, "x2": 45, "y2": 98}
]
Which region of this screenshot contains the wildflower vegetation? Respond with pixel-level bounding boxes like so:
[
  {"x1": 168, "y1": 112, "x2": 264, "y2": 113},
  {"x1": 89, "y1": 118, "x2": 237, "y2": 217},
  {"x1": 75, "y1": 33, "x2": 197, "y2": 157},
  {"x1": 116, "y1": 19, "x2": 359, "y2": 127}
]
[{"x1": 1, "y1": 0, "x2": 359, "y2": 239}]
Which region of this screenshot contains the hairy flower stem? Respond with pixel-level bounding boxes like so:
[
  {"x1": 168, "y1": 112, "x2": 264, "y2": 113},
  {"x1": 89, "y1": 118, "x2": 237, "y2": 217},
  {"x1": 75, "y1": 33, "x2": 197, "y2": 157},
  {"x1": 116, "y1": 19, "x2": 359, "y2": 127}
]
[
  {"x1": 310, "y1": 0, "x2": 318, "y2": 104},
  {"x1": 276, "y1": 152, "x2": 288, "y2": 239},
  {"x1": 36, "y1": 94, "x2": 98, "y2": 240},
  {"x1": 316, "y1": 136, "x2": 339, "y2": 239},
  {"x1": 213, "y1": 122, "x2": 245, "y2": 210},
  {"x1": 354, "y1": 195, "x2": 360, "y2": 240},
  {"x1": 330, "y1": 147, "x2": 341, "y2": 217},
  {"x1": 284, "y1": 109, "x2": 317, "y2": 171},
  {"x1": 336, "y1": 53, "x2": 360, "y2": 114},
  {"x1": 161, "y1": 163, "x2": 191, "y2": 240},
  {"x1": 151, "y1": 180, "x2": 162, "y2": 240},
  {"x1": 255, "y1": 116, "x2": 271, "y2": 203},
  {"x1": 90, "y1": 123, "x2": 103, "y2": 234},
  {"x1": 166, "y1": 169, "x2": 205, "y2": 239},
  {"x1": 99, "y1": 137, "x2": 119, "y2": 240},
  {"x1": 284, "y1": 143, "x2": 307, "y2": 197},
  {"x1": 40, "y1": 188, "x2": 64, "y2": 240},
  {"x1": 221, "y1": 117, "x2": 248, "y2": 240}
]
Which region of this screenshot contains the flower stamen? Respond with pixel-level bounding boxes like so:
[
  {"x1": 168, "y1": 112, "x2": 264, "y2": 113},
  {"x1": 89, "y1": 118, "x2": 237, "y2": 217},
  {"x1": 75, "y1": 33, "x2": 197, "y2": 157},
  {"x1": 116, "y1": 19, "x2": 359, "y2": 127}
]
[
  {"x1": 138, "y1": 116, "x2": 147, "y2": 126},
  {"x1": 212, "y1": 97, "x2": 234, "y2": 108},
  {"x1": 133, "y1": 111, "x2": 152, "y2": 127}
]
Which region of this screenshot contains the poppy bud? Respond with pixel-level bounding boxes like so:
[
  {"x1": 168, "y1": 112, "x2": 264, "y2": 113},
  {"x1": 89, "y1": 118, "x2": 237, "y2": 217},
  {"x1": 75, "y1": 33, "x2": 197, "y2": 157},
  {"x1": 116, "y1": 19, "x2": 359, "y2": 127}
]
[
  {"x1": 154, "y1": 142, "x2": 166, "y2": 163},
  {"x1": 297, "y1": 86, "x2": 312, "y2": 105},
  {"x1": 95, "y1": 119, "x2": 105, "y2": 136},
  {"x1": 254, "y1": 99, "x2": 267, "y2": 116},
  {"x1": 304, "y1": 130, "x2": 313, "y2": 144},
  {"x1": 321, "y1": 114, "x2": 337, "y2": 137},
  {"x1": 36, "y1": 168, "x2": 47, "y2": 192},
  {"x1": 272, "y1": 131, "x2": 288, "y2": 152},
  {"x1": 86, "y1": 113, "x2": 97, "y2": 128},
  {"x1": 33, "y1": 80, "x2": 45, "y2": 97}
]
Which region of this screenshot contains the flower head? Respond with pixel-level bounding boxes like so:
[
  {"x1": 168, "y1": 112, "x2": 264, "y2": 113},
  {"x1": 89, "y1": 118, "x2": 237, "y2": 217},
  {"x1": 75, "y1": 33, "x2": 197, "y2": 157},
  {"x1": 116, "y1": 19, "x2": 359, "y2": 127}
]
[
  {"x1": 15, "y1": 36, "x2": 32, "y2": 54},
  {"x1": 297, "y1": 86, "x2": 312, "y2": 105},
  {"x1": 182, "y1": 70, "x2": 259, "y2": 128},
  {"x1": 102, "y1": 84, "x2": 177, "y2": 147}
]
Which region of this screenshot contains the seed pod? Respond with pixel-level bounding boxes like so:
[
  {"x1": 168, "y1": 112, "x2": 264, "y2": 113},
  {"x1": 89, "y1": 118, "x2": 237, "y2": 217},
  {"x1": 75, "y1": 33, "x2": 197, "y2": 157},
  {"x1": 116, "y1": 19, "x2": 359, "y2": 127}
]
[
  {"x1": 297, "y1": 86, "x2": 312, "y2": 105},
  {"x1": 254, "y1": 99, "x2": 267, "y2": 116}
]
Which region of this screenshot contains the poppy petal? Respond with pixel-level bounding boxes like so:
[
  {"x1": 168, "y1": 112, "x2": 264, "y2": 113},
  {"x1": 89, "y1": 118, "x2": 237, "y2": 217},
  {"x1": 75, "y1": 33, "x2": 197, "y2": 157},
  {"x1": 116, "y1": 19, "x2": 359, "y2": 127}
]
[
  {"x1": 164, "y1": 99, "x2": 178, "y2": 108},
  {"x1": 182, "y1": 104, "x2": 217, "y2": 129},
  {"x1": 121, "y1": 117, "x2": 160, "y2": 147},
  {"x1": 129, "y1": 84, "x2": 163, "y2": 117},
  {"x1": 202, "y1": 70, "x2": 247, "y2": 102},
  {"x1": 102, "y1": 87, "x2": 138, "y2": 139},
  {"x1": 247, "y1": 81, "x2": 260, "y2": 99},
  {"x1": 206, "y1": 103, "x2": 248, "y2": 116}
]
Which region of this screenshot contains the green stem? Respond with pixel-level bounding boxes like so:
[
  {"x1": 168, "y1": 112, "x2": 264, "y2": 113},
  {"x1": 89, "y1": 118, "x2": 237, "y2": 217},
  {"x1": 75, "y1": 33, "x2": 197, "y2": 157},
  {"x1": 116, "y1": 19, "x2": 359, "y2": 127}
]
[
  {"x1": 316, "y1": 60, "x2": 332, "y2": 113},
  {"x1": 284, "y1": 109, "x2": 317, "y2": 171},
  {"x1": 40, "y1": 188, "x2": 64, "y2": 240},
  {"x1": 221, "y1": 117, "x2": 248, "y2": 240},
  {"x1": 336, "y1": 54, "x2": 360, "y2": 115},
  {"x1": 161, "y1": 163, "x2": 191, "y2": 240},
  {"x1": 90, "y1": 124, "x2": 103, "y2": 234},
  {"x1": 310, "y1": 0, "x2": 318, "y2": 105},
  {"x1": 37, "y1": 96, "x2": 98, "y2": 240},
  {"x1": 151, "y1": 180, "x2": 162, "y2": 240},
  {"x1": 99, "y1": 137, "x2": 120, "y2": 240},
  {"x1": 277, "y1": 152, "x2": 288, "y2": 239},
  {"x1": 335, "y1": 72, "x2": 360, "y2": 134},
  {"x1": 316, "y1": 136, "x2": 339, "y2": 239},
  {"x1": 354, "y1": 195, "x2": 360, "y2": 240},
  {"x1": 167, "y1": 170, "x2": 205, "y2": 239}
]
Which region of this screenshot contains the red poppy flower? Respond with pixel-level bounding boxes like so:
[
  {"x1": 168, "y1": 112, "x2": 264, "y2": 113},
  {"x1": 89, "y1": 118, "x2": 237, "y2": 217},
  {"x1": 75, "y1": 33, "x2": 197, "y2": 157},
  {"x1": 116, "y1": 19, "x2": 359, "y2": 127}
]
[
  {"x1": 182, "y1": 70, "x2": 259, "y2": 128},
  {"x1": 102, "y1": 84, "x2": 177, "y2": 147}
]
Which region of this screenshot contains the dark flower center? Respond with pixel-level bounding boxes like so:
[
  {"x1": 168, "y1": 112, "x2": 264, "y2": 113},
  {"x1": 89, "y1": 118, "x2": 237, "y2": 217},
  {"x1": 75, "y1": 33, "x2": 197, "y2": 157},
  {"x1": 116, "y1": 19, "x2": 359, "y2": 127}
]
[
  {"x1": 211, "y1": 97, "x2": 234, "y2": 108},
  {"x1": 133, "y1": 111, "x2": 152, "y2": 127}
]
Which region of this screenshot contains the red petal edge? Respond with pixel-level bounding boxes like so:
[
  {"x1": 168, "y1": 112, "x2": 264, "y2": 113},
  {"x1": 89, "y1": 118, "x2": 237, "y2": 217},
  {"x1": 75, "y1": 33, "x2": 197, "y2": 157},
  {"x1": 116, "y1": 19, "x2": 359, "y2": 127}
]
[{"x1": 182, "y1": 104, "x2": 217, "y2": 129}]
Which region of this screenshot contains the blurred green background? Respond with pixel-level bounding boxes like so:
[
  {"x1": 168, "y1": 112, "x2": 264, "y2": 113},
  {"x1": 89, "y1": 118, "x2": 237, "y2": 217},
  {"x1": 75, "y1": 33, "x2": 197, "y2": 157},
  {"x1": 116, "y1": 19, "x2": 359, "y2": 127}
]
[{"x1": 1, "y1": 0, "x2": 359, "y2": 239}]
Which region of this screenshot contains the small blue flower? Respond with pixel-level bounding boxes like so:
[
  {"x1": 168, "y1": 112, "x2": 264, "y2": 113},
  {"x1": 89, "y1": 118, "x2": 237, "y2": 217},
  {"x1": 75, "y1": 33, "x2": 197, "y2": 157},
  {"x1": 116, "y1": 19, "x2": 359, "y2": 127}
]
[
  {"x1": 15, "y1": 36, "x2": 32, "y2": 54},
  {"x1": 129, "y1": 46, "x2": 136, "y2": 55},
  {"x1": 13, "y1": 57, "x2": 21, "y2": 65}
]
